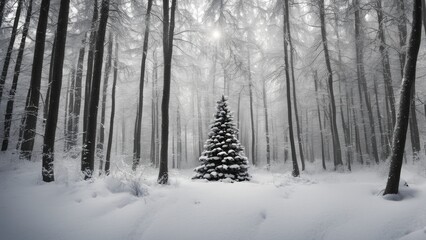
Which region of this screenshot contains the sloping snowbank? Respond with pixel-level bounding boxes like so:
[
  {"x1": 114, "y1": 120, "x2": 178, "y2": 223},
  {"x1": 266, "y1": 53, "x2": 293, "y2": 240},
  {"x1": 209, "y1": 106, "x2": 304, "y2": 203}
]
[{"x1": 0, "y1": 154, "x2": 425, "y2": 240}]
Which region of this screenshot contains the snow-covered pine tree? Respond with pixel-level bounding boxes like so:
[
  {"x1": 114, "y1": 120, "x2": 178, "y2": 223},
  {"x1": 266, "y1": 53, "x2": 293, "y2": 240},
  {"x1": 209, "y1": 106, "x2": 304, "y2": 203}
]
[{"x1": 193, "y1": 95, "x2": 250, "y2": 182}]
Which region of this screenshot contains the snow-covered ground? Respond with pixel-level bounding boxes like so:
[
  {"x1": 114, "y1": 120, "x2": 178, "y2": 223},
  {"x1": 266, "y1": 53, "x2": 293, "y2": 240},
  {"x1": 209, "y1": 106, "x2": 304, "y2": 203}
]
[{"x1": 1, "y1": 155, "x2": 426, "y2": 240}]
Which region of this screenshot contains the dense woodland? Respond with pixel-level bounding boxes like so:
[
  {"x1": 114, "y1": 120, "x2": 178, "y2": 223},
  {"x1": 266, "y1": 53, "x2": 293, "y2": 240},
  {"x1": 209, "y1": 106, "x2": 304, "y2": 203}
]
[{"x1": 0, "y1": 0, "x2": 425, "y2": 195}]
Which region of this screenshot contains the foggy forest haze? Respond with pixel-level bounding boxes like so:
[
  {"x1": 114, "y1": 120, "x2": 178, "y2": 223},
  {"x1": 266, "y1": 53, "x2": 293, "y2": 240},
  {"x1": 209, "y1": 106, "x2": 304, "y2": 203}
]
[{"x1": 1, "y1": 0, "x2": 426, "y2": 239}]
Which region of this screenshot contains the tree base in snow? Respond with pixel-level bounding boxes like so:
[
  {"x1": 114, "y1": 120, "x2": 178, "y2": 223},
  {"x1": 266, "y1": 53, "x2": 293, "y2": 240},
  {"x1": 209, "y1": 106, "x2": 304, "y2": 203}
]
[{"x1": 192, "y1": 168, "x2": 251, "y2": 182}]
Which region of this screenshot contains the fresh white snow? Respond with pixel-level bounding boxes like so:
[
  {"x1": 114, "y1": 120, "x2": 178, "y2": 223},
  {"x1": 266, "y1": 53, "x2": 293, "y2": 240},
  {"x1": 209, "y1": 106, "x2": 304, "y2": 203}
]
[{"x1": 0, "y1": 155, "x2": 426, "y2": 240}]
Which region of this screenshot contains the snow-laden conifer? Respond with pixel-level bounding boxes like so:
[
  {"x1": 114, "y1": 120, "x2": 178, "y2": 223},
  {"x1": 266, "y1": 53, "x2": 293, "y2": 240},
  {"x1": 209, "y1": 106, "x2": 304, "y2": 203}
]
[{"x1": 193, "y1": 95, "x2": 250, "y2": 182}]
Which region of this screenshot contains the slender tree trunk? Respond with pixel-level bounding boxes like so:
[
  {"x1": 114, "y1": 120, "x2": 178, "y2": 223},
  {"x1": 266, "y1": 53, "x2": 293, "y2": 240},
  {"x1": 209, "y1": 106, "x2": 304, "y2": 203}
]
[
  {"x1": 196, "y1": 87, "x2": 203, "y2": 156},
  {"x1": 384, "y1": 86, "x2": 393, "y2": 155},
  {"x1": 338, "y1": 76, "x2": 351, "y2": 170},
  {"x1": 332, "y1": 10, "x2": 352, "y2": 167},
  {"x1": 177, "y1": 105, "x2": 182, "y2": 169},
  {"x1": 121, "y1": 114, "x2": 126, "y2": 154},
  {"x1": 154, "y1": 54, "x2": 160, "y2": 168},
  {"x1": 65, "y1": 68, "x2": 75, "y2": 152},
  {"x1": 20, "y1": 0, "x2": 51, "y2": 160},
  {"x1": 0, "y1": 0, "x2": 7, "y2": 28},
  {"x1": 70, "y1": 37, "x2": 86, "y2": 151},
  {"x1": 354, "y1": 0, "x2": 379, "y2": 164},
  {"x1": 81, "y1": 0, "x2": 110, "y2": 180},
  {"x1": 150, "y1": 73, "x2": 156, "y2": 166},
  {"x1": 63, "y1": 74, "x2": 71, "y2": 152},
  {"x1": 133, "y1": 0, "x2": 153, "y2": 170},
  {"x1": 98, "y1": 32, "x2": 113, "y2": 174},
  {"x1": 421, "y1": 0, "x2": 426, "y2": 157},
  {"x1": 212, "y1": 46, "x2": 217, "y2": 99},
  {"x1": 373, "y1": 76, "x2": 385, "y2": 159},
  {"x1": 284, "y1": 127, "x2": 289, "y2": 162},
  {"x1": 1, "y1": 0, "x2": 33, "y2": 151},
  {"x1": 313, "y1": 71, "x2": 326, "y2": 170},
  {"x1": 262, "y1": 79, "x2": 271, "y2": 168},
  {"x1": 0, "y1": 0, "x2": 23, "y2": 103},
  {"x1": 407, "y1": 2, "x2": 420, "y2": 159},
  {"x1": 286, "y1": 5, "x2": 305, "y2": 170},
  {"x1": 396, "y1": 0, "x2": 407, "y2": 79},
  {"x1": 42, "y1": 0, "x2": 70, "y2": 182},
  {"x1": 384, "y1": 0, "x2": 421, "y2": 195},
  {"x1": 158, "y1": 0, "x2": 177, "y2": 184},
  {"x1": 272, "y1": 118, "x2": 278, "y2": 161},
  {"x1": 237, "y1": 87, "x2": 243, "y2": 139},
  {"x1": 172, "y1": 129, "x2": 176, "y2": 169},
  {"x1": 351, "y1": 87, "x2": 364, "y2": 164},
  {"x1": 247, "y1": 49, "x2": 256, "y2": 166},
  {"x1": 185, "y1": 124, "x2": 188, "y2": 164},
  {"x1": 409, "y1": 82, "x2": 421, "y2": 159},
  {"x1": 105, "y1": 38, "x2": 118, "y2": 176},
  {"x1": 83, "y1": 0, "x2": 98, "y2": 148},
  {"x1": 17, "y1": 87, "x2": 31, "y2": 150},
  {"x1": 319, "y1": 0, "x2": 343, "y2": 169},
  {"x1": 192, "y1": 83, "x2": 198, "y2": 163},
  {"x1": 44, "y1": 34, "x2": 56, "y2": 125},
  {"x1": 376, "y1": 0, "x2": 396, "y2": 130},
  {"x1": 283, "y1": 0, "x2": 299, "y2": 177}
]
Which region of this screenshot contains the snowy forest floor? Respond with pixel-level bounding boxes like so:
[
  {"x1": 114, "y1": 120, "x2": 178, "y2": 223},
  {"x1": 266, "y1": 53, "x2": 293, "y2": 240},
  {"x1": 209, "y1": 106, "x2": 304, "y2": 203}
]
[{"x1": 1, "y1": 154, "x2": 426, "y2": 240}]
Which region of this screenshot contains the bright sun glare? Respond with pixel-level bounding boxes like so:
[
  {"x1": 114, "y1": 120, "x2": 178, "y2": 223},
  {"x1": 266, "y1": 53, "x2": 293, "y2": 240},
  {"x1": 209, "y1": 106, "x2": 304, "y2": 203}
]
[{"x1": 212, "y1": 29, "x2": 221, "y2": 40}]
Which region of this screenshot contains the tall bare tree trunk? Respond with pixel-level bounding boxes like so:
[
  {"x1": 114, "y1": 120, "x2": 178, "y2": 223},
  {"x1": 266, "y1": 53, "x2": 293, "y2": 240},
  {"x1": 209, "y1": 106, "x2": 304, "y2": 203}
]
[
  {"x1": 0, "y1": 0, "x2": 23, "y2": 103},
  {"x1": 82, "y1": 0, "x2": 98, "y2": 148},
  {"x1": 237, "y1": 87, "x2": 243, "y2": 139},
  {"x1": 121, "y1": 114, "x2": 126, "y2": 154},
  {"x1": 70, "y1": 37, "x2": 86, "y2": 151},
  {"x1": 313, "y1": 71, "x2": 326, "y2": 170},
  {"x1": 81, "y1": 0, "x2": 110, "y2": 179},
  {"x1": 396, "y1": 0, "x2": 407, "y2": 78},
  {"x1": 332, "y1": 9, "x2": 352, "y2": 169},
  {"x1": 283, "y1": 0, "x2": 299, "y2": 177},
  {"x1": 384, "y1": 0, "x2": 421, "y2": 195},
  {"x1": 376, "y1": 0, "x2": 396, "y2": 133},
  {"x1": 286, "y1": 4, "x2": 304, "y2": 170},
  {"x1": 185, "y1": 123, "x2": 188, "y2": 164},
  {"x1": 65, "y1": 68, "x2": 76, "y2": 152},
  {"x1": 98, "y1": 32, "x2": 113, "y2": 174},
  {"x1": 16, "y1": 87, "x2": 31, "y2": 150},
  {"x1": 63, "y1": 74, "x2": 71, "y2": 152},
  {"x1": 20, "y1": 0, "x2": 51, "y2": 160},
  {"x1": 373, "y1": 76, "x2": 385, "y2": 159},
  {"x1": 43, "y1": 34, "x2": 57, "y2": 125},
  {"x1": 338, "y1": 76, "x2": 351, "y2": 170},
  {"x1": 319, "y1": 0, "x2": 343, "y2": 169},
  {"x1": 262, "y1": 79, "x2": 271, "y2": 168},
  {"x1": 150, "y1": 68, "x2": 156, "y2": 166},
  {"x1": 154, "y1": 54, "x2": 160, "y2": 168},
  {"x1": 177, "y1": 104, "x2": 182, "y2": 169},
  {"x1": 158, "y1": 0, "x2": 177, "y2": 184},
  {"x1": 1, "y1": 0, "x2": 33, "y2": 151},
  {"x1": 247, "y1": 49, "x2": 256, "y2": 166},
  {"x1": 133, "y1": 0, "x2": 154, "y2": 170},
  {"x1": 354, "y1": 0, "x2": 379, "y2": 164},
  {"x1": 42, "y1": 0, "x2": 71, "y2": 182},
  {"x1": 0, "y1": 0, "x2": 7, "y2": 28},
  {"x1": 105, "y1": 38, "x2": 118, "y2": 175},
  {"x1": 196, "y1": 87, "x2": 203, "y2": 156},
  {"x1": 409, "y1": 82, "x2": 421, "y2": 159}
]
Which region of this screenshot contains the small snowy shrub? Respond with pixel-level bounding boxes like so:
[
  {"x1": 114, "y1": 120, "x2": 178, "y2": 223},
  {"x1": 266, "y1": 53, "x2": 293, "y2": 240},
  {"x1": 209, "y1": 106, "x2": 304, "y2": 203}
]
[{"x1": 106, "y1": 161, "x2": 148, "y2": 197}]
